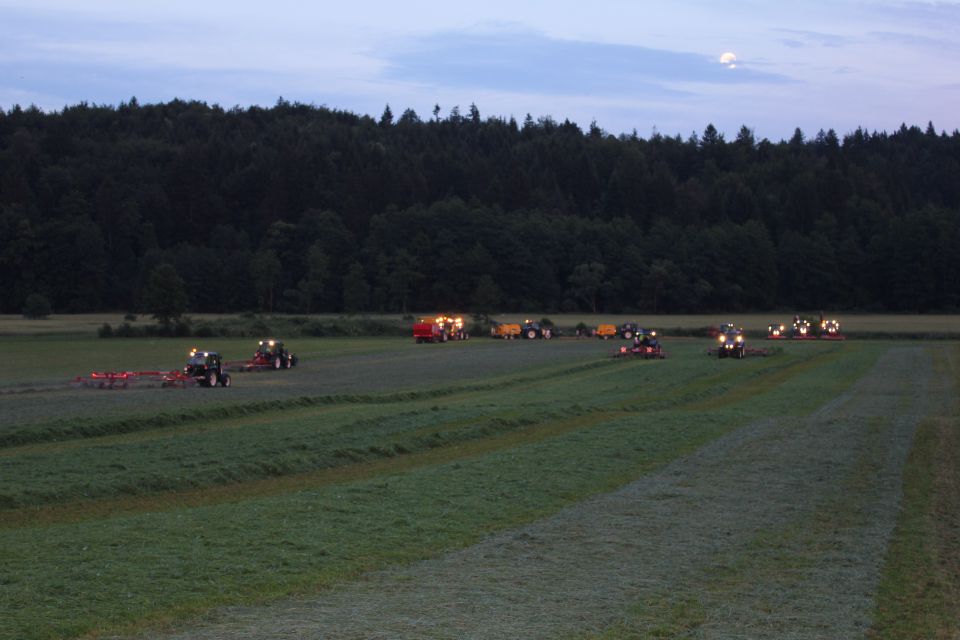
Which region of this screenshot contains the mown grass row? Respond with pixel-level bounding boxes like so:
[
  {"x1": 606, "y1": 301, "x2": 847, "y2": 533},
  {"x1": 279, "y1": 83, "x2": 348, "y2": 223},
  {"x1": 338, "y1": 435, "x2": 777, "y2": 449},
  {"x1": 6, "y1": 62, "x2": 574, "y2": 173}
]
[
  {"x1": 0, "y1": 343, "x2": 881, "y2": 640},
  {"x1": 868, "y1": 345, "x2": 960, "y2": 639}
]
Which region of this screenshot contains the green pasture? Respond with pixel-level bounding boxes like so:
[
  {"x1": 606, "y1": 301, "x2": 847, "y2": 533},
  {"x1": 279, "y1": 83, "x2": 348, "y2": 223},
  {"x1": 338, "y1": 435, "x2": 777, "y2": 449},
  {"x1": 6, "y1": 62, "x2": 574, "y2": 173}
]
[{"x1": 0, "y1": 332, "x2": 957, "y2": 639}]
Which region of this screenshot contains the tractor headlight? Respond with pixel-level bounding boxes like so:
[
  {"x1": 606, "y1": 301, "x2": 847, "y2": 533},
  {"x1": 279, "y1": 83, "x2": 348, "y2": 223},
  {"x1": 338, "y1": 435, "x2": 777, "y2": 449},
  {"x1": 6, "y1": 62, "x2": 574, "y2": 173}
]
[{"x1": 718, "y1": 335, "x2": 726, "y2": 343}]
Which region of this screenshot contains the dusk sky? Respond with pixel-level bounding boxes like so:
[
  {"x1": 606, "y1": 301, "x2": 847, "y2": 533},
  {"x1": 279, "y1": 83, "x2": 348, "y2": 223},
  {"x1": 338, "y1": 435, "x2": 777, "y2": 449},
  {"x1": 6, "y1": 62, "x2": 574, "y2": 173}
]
[{"x1": 1, "y1": 0, "x2": 958, "y2": 140}]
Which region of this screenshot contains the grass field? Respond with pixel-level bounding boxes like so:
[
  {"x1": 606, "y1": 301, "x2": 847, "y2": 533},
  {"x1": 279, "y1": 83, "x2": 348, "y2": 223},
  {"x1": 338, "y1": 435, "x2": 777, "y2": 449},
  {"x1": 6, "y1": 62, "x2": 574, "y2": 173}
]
[{"x1": 1, "y1": 326, "x2": 957, "y2": 639}]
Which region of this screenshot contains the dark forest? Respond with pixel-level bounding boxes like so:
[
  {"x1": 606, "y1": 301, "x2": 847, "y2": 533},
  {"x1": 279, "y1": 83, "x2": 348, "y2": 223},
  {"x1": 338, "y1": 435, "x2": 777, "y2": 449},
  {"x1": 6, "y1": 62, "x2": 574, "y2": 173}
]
[{"x1": 1, "y1": 98, "x2": 958, "y2": 315}]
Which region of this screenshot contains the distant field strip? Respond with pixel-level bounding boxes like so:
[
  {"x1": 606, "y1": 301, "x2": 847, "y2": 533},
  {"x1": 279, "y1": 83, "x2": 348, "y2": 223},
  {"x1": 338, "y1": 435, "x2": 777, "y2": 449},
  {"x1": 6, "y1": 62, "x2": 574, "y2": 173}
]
[{"x1": 131, "y1": 347, "x2": 932, "y2": 640}]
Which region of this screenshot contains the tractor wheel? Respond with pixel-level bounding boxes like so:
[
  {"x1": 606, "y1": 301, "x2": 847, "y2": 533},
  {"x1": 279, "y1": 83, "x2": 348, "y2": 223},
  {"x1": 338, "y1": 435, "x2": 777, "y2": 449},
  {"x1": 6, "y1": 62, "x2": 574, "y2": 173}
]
[
  {"x1": 543, "y1": 329, "x2": 552, "y2": 340},
  {"x1": 526, "y1": 329, "x2": 537, "y2": 340},
  {"x1": 284, "y1": 357, "x2": 292, "y2": 369},
  {"x1": 291, "y1": 355, "x2": 298, "y2": 367},
  {"x1": 274, "y1": 357, "x2": 282, "y2": 370},
  {"x1": 221, "y1": 374, "x2": 232, "y2": 387},
  {"x1": 718, "y1": 350, "x2": 727, "y2": 359},
  {"x1": 206, "y1": 371, "x2": 218, "y2": 387},
  {"x1": 623, "y1": 330, "x2": 633, "y2": 340},
  {"x1": 464, "y1": 333, "x2": 469, "y2": 340}
]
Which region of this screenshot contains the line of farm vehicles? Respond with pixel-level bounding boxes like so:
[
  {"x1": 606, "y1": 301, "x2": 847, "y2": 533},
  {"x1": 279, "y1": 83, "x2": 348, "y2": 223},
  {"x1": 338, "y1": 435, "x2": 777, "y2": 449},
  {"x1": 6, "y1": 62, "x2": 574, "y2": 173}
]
[
  {"x1": 414, "y1": 314, "x2": 846, "y2": 362},
  {"x1": 71, "y1": 316, "x2": 846, "y2": 388},
  {"x1": 72, "y1": 339, "x2": 298, "y2": 389}
]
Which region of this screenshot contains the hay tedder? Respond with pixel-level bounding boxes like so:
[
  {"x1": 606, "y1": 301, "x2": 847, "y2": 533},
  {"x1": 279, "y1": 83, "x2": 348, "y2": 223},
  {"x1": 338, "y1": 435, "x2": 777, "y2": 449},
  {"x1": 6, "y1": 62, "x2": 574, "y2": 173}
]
[
  {"x1": 72, "y1": 349, "x2": 232, "y2": 389},
  {"x1": 613, "y1": 329, "x2": 665, "y2": 359}
]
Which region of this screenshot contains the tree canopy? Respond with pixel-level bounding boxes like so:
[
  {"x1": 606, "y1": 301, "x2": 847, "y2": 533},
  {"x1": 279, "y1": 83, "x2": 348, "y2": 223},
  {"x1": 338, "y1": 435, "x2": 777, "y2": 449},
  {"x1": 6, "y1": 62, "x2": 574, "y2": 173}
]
[{"x1": 1, "y1": 99, "x2": 958, "y2": 314}]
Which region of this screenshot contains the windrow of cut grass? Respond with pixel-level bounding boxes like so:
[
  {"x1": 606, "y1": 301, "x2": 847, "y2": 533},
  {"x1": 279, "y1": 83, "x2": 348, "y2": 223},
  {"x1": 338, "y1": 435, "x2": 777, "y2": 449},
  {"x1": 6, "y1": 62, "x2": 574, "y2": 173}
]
[
  {"x1": 868, "y1": 344, "x2": 960, "y2": 639},
  {"x1": 0, "y1": 341, "x2": 882, "y2": 640}
]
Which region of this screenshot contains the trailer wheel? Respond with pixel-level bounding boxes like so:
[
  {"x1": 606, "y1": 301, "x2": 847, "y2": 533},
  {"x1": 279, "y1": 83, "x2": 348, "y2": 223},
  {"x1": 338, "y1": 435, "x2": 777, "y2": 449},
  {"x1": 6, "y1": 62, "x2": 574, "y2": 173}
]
[
  {"x1": 206, "y1": 371, "x2": 218, "y2": 387},
  {"x1": 221, "y1": 374, "x2": 232, "y2": 387}
]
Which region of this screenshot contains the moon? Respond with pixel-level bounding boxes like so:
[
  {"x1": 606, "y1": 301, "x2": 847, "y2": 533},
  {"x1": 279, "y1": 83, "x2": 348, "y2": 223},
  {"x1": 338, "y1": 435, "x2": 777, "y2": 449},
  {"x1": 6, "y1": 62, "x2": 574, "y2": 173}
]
[{"x1": 719, "y1": 52, "x2": 737, "y2": 66}]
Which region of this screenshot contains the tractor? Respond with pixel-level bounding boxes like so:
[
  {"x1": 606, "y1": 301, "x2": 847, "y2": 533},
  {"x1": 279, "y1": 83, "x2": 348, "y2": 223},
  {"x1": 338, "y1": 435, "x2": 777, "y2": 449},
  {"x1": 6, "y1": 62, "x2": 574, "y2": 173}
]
[
  {"x1": 767, "y1": 322, "x2": 786, "y2": 339},
  {"x1": 791, "y1": 317, "x2": 816, "y2": 340},
  {"x1": 819, "y1": 319, "x2": 846, "y2": 340},
  {"x1": 250, "y1": 339, "x2": 297, "y2": 369},
  {"x1": 173, "y1": 349, "x2": 232, "y2": 387},
  {"x1": 441, "y1": 315, "x2": 469, "y2": 340},
  {"x1": 620, "y1": 322, "x2": 640, "y2": 340},
  {"x1": 522, "y1": 320, "x2": 553, "y2": 339},
  {"x1": 716, "y1": 327, "x2": 746, "y2": 359}
]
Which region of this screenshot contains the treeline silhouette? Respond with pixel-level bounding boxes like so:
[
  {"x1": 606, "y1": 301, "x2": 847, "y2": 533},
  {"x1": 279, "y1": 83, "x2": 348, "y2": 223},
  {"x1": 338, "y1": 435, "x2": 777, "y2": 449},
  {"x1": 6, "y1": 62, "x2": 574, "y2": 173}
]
[{"x1": 1, "y1": 98, "x2": 958, "y2": 315}]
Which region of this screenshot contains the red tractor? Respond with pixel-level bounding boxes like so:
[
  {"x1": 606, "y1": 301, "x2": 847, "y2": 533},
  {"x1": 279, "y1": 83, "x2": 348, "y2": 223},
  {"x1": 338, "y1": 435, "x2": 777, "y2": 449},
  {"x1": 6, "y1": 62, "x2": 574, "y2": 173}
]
[
  {"x1": 791, "y1": 317, "x2": 816, "y2": 340},
  {"x1": 246, "y1": 339, "x2": 298, "y2": 369}
]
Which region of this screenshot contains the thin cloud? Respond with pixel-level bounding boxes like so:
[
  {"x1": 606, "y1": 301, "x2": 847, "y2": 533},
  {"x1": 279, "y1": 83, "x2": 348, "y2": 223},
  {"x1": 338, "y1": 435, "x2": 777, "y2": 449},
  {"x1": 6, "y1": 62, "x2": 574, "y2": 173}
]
[
  {"x1": 773, "y1": 28, "x2": 854, "y2": 48},
  {"x1": 382, "y1": 27, "x2": 789, "y2": 98}
]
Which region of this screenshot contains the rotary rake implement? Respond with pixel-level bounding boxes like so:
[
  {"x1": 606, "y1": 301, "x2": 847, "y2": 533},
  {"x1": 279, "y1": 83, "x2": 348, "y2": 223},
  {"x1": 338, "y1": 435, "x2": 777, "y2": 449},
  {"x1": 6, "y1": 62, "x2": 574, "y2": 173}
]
[{"x1": 71, "y1": 369, "x2": 193, "y2": 389}]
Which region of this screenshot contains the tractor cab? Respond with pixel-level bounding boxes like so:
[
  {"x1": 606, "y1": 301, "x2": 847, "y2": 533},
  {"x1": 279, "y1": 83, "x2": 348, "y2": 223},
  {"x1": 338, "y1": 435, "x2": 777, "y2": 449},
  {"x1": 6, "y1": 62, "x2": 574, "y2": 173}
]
[
  {"x1": 184, "y1": 349, "x2": 231, "y2": 387},
  {"x1": 256, "y1": 340, "x2": 283, "y2": 357}
]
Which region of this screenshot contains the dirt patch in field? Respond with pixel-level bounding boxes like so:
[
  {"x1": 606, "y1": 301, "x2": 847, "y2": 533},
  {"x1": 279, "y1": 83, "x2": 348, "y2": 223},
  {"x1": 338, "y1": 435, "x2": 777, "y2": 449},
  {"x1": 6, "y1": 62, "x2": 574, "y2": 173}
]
[{"x1": 128, "y1": 347, "x2": 932, "y2": 640}]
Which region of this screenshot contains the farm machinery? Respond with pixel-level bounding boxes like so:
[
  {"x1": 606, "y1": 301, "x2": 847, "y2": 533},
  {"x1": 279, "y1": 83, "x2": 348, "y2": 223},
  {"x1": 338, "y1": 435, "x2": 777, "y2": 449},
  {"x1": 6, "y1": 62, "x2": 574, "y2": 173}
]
[
  {"x1": 491, "y1": 321, "x2": 522, "y2": 339},
  {"x1": 595, "y1": 323, "x2": 618, "y2": 339},
  {"x1": 234, "y1": 339, "x2": 298, "y2": 370},
  {"x1": 414, "y1": 315, "x2": 469, "y2": 343},
  {"x1": 767, "y1": 322, "x2": 786, "y2": 339},
  {"x1": 791, "y1": 317, "x2": 816, "y2": 340},
  {"x1": 613, "y1": 329, "x2": 665, "y2": 359},
  {"x1": 72, "y1": 348, "x2": 232, "y2": 389},
  {"x1": 522, "y1": 320, "x2": 553, "y2": 339},
  {"x1": 708, "y1": 325, "x2": 768, "y2": 359},
  {"x1": 819, "y1": 318, "x2": 846, "y2": 340}
]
